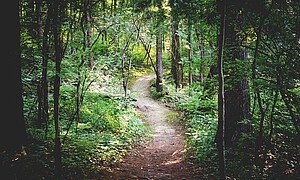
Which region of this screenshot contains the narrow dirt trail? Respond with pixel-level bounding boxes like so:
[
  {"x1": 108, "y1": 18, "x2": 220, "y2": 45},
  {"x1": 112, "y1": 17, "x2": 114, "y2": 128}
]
[{"x1": 100, "y1": 74, "x2": 202, "y2": 179}]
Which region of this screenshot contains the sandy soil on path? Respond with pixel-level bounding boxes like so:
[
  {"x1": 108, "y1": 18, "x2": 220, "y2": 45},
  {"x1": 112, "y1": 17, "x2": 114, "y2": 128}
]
[{"x1": 99, "y1": 74, "x2": 203, "y2": 179}]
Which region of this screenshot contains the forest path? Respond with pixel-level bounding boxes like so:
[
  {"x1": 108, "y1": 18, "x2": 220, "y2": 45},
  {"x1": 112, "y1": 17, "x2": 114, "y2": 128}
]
[{"x1": 99, "y1": 74, "x2": 203, "y2": 179}]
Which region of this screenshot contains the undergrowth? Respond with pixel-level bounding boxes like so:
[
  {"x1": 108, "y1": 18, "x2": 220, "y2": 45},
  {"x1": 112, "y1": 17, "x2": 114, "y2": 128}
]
[
  {"x1": 1, "y1": 68, "x2": 150, "y2": 179},
  {"x1": 151, "y1": 79, "x2": 300, "y2": 179}
]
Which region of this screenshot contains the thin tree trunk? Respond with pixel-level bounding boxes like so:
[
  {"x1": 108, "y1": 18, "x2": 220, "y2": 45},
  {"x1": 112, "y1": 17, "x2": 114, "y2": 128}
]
[
  {"x1": 86, "y1": 0, "x2": 93, "y2": 67},
  {"x1": 40, "y1": 2, "x2": 52, "y2": 137},
  {"x1": 280, "y1": 89, "x2": 300, "y2": 134},
  {"x1": 138, "y1": 36, "x2": 157, "y2": 74},
  {"x1": 170, "y1": 0, "x2": 181, "y2": 89},
  {"x1": 268, "y1": 90, "x2": 278, "y2": 143},
  {"x1": 37, "y1": 83, "x2": 43, "y2": 128},
  {"x1": 251, "y1": 93, "x2": 257, "y2": 115},
  {"x1": 216, "y1": 0, "x2": 226, "y2": 179},
  {"x1": 36, "y1": 0, "x2": 44, "y2": 129},
  {"x1": 121, "y1": 30, "x2": 140, "y2": 105},
  {"x1": 154, "y1": 1, "x2": 164, "y2": 92},
  {"x1": 257, "y1": 92, "x2": 265, "y2": 146},
  {"x1": 75, "y1": 2, "x2": 87, "y2": 127},
  {"x1": 195, "y1": 29, "x2": 205, "y2": 82},
  {"x1": 35, "y1": 0, "x2": 43, "y2": 38},
  {"x1": 252, "y1": 14, "x2": 267, "y2": 162},
  {"x1": 75, "y1": 0, "x2": 90, "y2": 126},
  {"x1": 156, "y1": 25, "x2": 163, "y2": 92},
  {"x1": 53, "y1": 0, "x2": 63, "y2": 178},
  {"x1": 76, "y1": 62, "x2": 83, "y2": 128},
  {"x1": 187, "y1": 18, "x2": 192, "y2": 85}
]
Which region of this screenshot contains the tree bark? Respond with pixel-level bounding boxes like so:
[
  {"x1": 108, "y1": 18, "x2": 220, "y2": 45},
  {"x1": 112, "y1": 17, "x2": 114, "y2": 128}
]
[
  {"x1": 36, "y1": 0, "x2": 43, "y2": 128},
  {"x1": 223, "y1": 4, "x2": 251, "y2": 147},
  {"x1": 187, "y1": 18, "x2": 193, "y2": 85},
  {"x1": 86, "y1": 0, "x2": 93, "y2": 67},
  {"x1": 224, "y1": 49, "x2": 251, "y2": 146},
  {"x1": 279, "y1": 89, "x2": 300, "y2": 134},
  {"x1": 53, "y1": 0, "x2": 63, "y2": 178},
  {"x1": 35, "y1": 0, "x2": 43, "y2": 38},
  {"x1": 156, "y1": 25, "x2": 163, "y2": 92},
  {"x1": 0, "y1": 0, "x2": 26, "y2": 150},
  {"x1": 216, "y1": 0, "x2": 226, "y2": 179},
  {"x1": 121, "y1": 19, "x2": 140, "y2": 105},
  {"x1": 170, "y1": 0, "x2": 182, "y2": 89},
  {"x1": 39, "y1": 1, "x2": 52, "y2": 136},
  {"x1": 268, "y1": 90, "x2": 278, "y2": 143},
  {"x1": 251, "y1": 12, "x2": 269, "y2": 161}
]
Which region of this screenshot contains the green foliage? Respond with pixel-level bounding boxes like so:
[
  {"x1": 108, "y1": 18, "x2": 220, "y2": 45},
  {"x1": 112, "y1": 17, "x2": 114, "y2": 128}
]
[
  {"x1": 13, "y1": 0, "x2": 300, "y2": 179},
  {"x1": 18, "y1": 30, "x2": 150, "y2": 177},
  {"x1": 152, "y1": 79, "x2": 219, "y2": 178},
  {"x1": 132, "y1": 45, "x2": 149, "y2": 68},
  {"x1": 185, "y1": 114, "x2": 218, "y2": 169},
  {"x1": 22, "y1": 87, "x2": 149, "y2": 178},
  {"x1": 155, "y1": 70, "x2": 300, "y2": 179}
]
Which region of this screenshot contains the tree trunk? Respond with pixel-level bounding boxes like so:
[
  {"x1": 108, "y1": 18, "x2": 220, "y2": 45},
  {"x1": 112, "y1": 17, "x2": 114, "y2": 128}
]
[
  {"x1": 268, "y1": 90, "x2": 278, "y2": 143},
  {"x1": 251, "y1": 13, "x2": 269, "y2": 162},
  {"x1": 195, "y1": 30, "x2": 205, "y2": 82},
  {"x1": 279, "y1": 88, "x2": 300, "y2": 134},
  {"x1": 35, "y1": 0, "x2": 43, "y2": 38},
  {"x1": 216, "y1": 0, "x2": 226, "y2": 179},
  {"x1": 121, "y1": 26, "x2": 140, "y2": 105},
  {"x1": 170, "y1": 0, "x2": 182, "y2": 89},
  {"x1": 36, "y1": 0, "x2": 43, "y2": 128},
  {"x1": 53, "y1": 0, "x2": 63, "y2": 178},
  {"x1": 39, "y1": 2, "x2": 52, "y2": 136},
  {"x1": 86, "y1": 0, "x2": 93, "y2": 67},
  {"x1": 224, "y1": 50, "x2": 251, "y2": 146},
  {"x1": 0, "y1": 0, "x2": 26, "y2": 150},
  {"x1": 223, "y1": 5, "x2": 251, "y2": 147},
  {"x1": 187, "y1": 18, "x2": 192, "y2": 85},
  {"x1": 156, "y1": 25, "x2": 163, "y2": 92}
]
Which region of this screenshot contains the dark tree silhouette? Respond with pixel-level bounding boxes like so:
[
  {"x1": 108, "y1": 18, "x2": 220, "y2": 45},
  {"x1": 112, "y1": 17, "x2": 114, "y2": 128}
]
[{"x1": 0, "y1": 0, "x2": 26, "y2": 151}]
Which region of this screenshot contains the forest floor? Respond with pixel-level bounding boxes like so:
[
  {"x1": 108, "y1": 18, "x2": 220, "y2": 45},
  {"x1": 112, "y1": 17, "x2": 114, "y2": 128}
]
[{"x1": 97, "y1": 74, "x2": 203, "y2": 179}]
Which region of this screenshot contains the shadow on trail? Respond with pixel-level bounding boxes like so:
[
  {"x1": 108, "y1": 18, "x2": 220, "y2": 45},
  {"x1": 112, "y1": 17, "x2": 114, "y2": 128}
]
[{"x1": 99, "y1": 74, "x2": 203, "y2": 180}]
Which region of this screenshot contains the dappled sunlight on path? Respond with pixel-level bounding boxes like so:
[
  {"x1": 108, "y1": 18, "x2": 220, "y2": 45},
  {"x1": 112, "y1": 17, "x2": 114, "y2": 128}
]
[{"x1": 98, "y1": 74, "x2": 203, "y2": 179}]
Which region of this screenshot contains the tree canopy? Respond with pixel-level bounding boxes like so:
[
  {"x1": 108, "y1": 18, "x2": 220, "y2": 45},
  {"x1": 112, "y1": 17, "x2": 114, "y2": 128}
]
[{"x1": 1, "y1": 0, "x2": 299, "y2": 179}]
